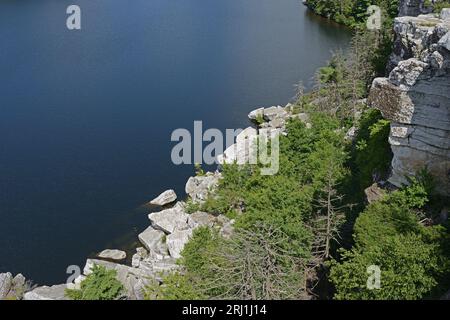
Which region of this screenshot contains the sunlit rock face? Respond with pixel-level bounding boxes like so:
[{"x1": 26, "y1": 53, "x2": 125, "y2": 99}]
[{"x1": 369, "y1": 10, "x2": 450, "y2": 195}]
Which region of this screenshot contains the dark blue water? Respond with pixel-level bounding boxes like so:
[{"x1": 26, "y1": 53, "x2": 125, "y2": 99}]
[{"x1": 0, "y1": 0, "x2": 351, "y2": 284}]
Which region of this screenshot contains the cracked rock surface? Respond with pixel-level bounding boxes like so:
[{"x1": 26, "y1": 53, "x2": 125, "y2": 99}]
[{"x1": 369, "y1": 10, "x2": 450, "y2": 195}]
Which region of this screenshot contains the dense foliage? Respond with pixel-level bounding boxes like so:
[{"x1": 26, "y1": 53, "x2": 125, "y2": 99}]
[
  {"x1": 353, "y1": 109, "x2": 392, "y2": 189},
  {"x1": 305, "y1": 0, "x2": 399, "y2": 27},
  {"x1": 329, "y1": 179, "x2": 450, "y2": 299},
  {"x1": 176, "y1": 225, "x2": 310, "y2": 299},
  {"x1": 146, "y1": 114, "x2": 351, "y2": 299},
  {"x1": 144, "y1": 2, "x2": 450, "y2": 301},
  {"x1": 145, "y1": 271, "x2": 206, "y2": 300},
  {"x1": 65, "y1": 264, "x2": 124, "y2": 300},
  {"x1": 147, "y1": 80, "x2": 449, "y2": 302},
  {"x1": 426, "y1": 0, "x2": 450, "y2": 12}
]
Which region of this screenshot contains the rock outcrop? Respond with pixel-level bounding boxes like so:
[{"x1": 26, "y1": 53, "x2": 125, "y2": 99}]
[
  {"x1": 149, "y1": 189, "x2": 177, "y2": 206},
  {"x1": 83, "y1": 259, "x2": 160, "y2": 300},
  {"x1": 185, "y1": 171, "x2": 221, "y2": 204},
  {"x1": 143, "y1": 201, "x2": 232, "y2": 260},
  {"x1": 166, "y1": 229, "x2": 193, "y2": 259},
  {"x1": 216, "y1": 127, "x2": 259, "y2": 165},
  {"x1": 138, "y1": 226, "x2": 170, "y2": 260},
  {"x1": 216, "y1": 103, "x2": 311, "y2": 168},
  {"x1": 0, "y1": 273, "x2": 13, "y2": 299},
  {"x1": 442, "y1": 8, "x2": 450, "y2": 21},
  {"x1": 0, "y1": 272, "x2": 28, "y2": 300},
  {"x1": 369, "y1": 10, "x2": 450, "y2": 195},
  {"x1": 364, "y1": 183, "x2": 387, "y2": 203},
  {"x1": 148, "y1": 202, "x2": 189, "y2": 234},
  {"x1": 248, "y1": 103, "x2": 312, "y2": 132},
  {"x1": 23, "y1": 284, "x2": 68, "y2": 300},
  {"x1": 97, "y1": 249, "x2": 127, "y2": 261}
]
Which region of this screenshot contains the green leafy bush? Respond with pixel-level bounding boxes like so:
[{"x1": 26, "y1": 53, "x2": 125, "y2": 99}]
[
  {"x1": 255, "y1": 114, "x2": 265, "y2": 125},
  {"x1": 196, "y1": 116, "x2": 347, "y2": 258},
  {"x1": 329, "y1": 181, "x2": 450, "y2": 299},
  {"x1": 164, "y1": 115, "x2": 354, "y2": 299},
  {"x1": 353, "y1": 109, "x2": 392, "y2": 189},
  {"x1": 179, "y1": 227, "x2": 220, "y2": 274},
  {"x1": 185, "y1": 197, "x2": 201, "y2": 214},
  {"x1": 329, "y1": 232, "x2": 447, "y2": 299},
  {"x1": 427, "y1": 0, "x2": 450, "y2": 12},
  {"x1": 145, "y1": 272, "x2": 205, "y2": 300},
  {"x1": 65, "y1": 264, "x2": 124, "y2": 300}
]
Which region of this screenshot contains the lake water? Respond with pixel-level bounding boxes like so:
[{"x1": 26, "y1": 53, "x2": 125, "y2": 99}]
[{"x1": 0, "y1": 0, "x2": 351, "y2": 284}]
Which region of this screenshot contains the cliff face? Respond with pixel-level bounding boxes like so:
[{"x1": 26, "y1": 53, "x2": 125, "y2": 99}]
[
  {"x1": 398, "y1": 0, "x2": 427, "y2": 17},
  {"x1": 369, "y1": 9, "x2": 450, "y2": 195}
]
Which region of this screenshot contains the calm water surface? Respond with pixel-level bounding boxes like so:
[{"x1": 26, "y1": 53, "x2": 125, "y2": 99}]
[{"x1": 0, "y1": 0, "x2": 351, "y2": 284}]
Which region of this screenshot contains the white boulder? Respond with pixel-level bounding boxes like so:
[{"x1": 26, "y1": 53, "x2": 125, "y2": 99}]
[
  {"x1": 263, "y1": 106, "x2": 288, "y2": 121},
  {"x1": 217, "y1": 127, "x2": 258, "y2": 165},
  {"x1": 98, "y1": 249, "x2": 127, "y2": 261},
  {"x1": 23, "y1": 284, "x2": 68, "y2": 300},
  {"x1": 185, "y1": 172, "x2": 221, "y2": 203},
  {"x1": 131, "y1": 247, "x2": 148, "y2": 268},
  {"x1": 138, "y1": 226, "x2": 169, "y2": 259},
  {"x1": 166, "y1": 229, "x2": 193, "y2": 259},
  {"x1": 248, "y1": 107, "x2": 264, "y2": 120},
  {"x1": 148, "y1": 203, "x2": 189, "y2": 234},
  {"x1": 149, "y1": 189, "x2": 177, "y2": 206},
  {"x1": 0, "y1": 272, "x2": 13, "y2": 299}
]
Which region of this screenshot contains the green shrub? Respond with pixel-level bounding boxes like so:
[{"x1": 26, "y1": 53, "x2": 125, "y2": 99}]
[
  {"x1": 144, "y1": 228, "x2": 217, "y2": 300},
  {"x1": 196, "y1": 116, "x2": 346, "y2": 258},
  {"x1": 179, "y1": 227, "x2": 220, "y2": 274},
  {"x1": 329, "y1": 182, "x2": 450, "y2": 299},
  {"x1": 65, "y1": 264, "x2": 124, "y2": 300},
  {"x1": 185, "y1": 197, "x2": 201, "y2": 214},
  {"x1": 194, "y1": 163, "x2": 205, "y2": 176},
  {"x1": 354, "y1": 109, "x2": 392, "y2": 189},
  {"x1": 255, "y1": 114, "x2": 265, "y2": 125},
  {"x1": 144, "y1": 272, "x2": 205, "y2": 300},
  {"x1": 429, "y1": 0, "x2": 450, "y2": 12},
  {"x1": 175, "y1": 224, "x2": 309, "y2": 299},
  {"x1": 329, "y1": 232, "x2": 447, "y2": 299}
]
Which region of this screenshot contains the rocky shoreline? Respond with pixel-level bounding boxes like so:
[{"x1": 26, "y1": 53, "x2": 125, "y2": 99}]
[
  {"x1": 0, "y1": 101, "x2": 306, "y2": 300},
  {"x1": 2, "y1": 3, "x2": 449, "y2": 301}
]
